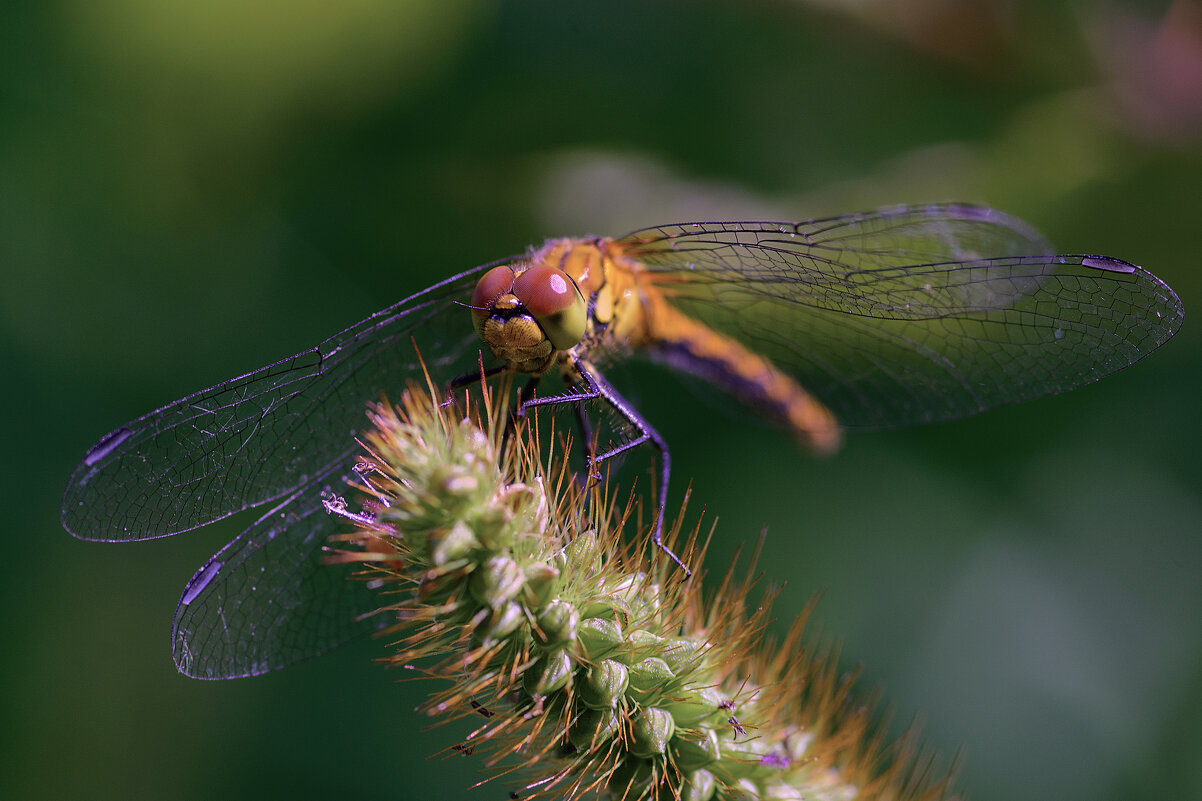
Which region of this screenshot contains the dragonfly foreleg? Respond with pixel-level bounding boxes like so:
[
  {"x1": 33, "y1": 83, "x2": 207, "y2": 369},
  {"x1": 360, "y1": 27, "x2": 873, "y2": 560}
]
[
  {"x1": 445, "y1": 362, "x2": 508, "y2": 408},
  {"x1": 573, "y1": 401, "x2": 597, "y2": 468},
  {"x1": 519, "y1": 360, "x2": 687, "y2": 575},
  {"x1": 521, "y1": 375, "x2": 601, "y2": 491},
  {"x1": 491, "y1": 375, "x2": 544, "y2": 453}
]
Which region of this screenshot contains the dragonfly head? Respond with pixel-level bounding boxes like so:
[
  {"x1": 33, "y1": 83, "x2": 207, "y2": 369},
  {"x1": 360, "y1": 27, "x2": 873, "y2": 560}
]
[{"x1": 471, "y1": 263, "x2": 588, "y2": 373}]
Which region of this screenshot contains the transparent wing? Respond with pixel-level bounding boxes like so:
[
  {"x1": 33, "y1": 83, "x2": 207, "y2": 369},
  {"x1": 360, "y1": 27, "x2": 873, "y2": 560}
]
[
  {"x1": 62, "y1": 263, "x2": 500, "y2": 542},
  {"x1": 616, "y1": 204, "x2": 1184, "y2": 429},
  {"x1": 171, "y1": 464, "x2": 383, "y2": 679}
]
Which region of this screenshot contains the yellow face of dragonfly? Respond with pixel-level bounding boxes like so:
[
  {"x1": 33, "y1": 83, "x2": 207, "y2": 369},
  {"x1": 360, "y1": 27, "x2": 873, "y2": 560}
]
[{"x1": 471, "y1": 262, "x2": 589, "y2": 375}]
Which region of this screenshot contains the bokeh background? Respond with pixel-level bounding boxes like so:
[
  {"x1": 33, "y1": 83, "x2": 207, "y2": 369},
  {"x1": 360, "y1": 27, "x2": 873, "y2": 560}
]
[{"x1": 3, "y1": 1, "x2": 1200, "y2": 799}]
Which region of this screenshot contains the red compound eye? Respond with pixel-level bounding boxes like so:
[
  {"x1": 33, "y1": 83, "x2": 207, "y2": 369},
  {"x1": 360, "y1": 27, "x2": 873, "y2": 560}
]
[
  {"x1": 470, "y1": 265, "x2": 516, "y2": 318},
  {"x1": 512, "y1": 265, "x2": 578, "y2": 317},
  {"x1": 512, "y1": 264, "x2": 587, "y2": 350}
]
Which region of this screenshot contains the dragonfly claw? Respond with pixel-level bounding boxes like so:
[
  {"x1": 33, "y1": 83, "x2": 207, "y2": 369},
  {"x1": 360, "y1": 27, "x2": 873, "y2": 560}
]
[{"x1": 652, "y1": 523, "x2": 691, "y2": 578}]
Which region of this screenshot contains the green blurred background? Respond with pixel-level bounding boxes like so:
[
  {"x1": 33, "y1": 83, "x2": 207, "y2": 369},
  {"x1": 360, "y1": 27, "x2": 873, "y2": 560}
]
[{"x1": 4, "y1": 0, "x2": 1200, "y2": 799}]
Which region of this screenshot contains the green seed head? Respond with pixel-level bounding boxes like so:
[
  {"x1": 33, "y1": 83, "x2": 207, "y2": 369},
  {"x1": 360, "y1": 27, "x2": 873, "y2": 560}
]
[
  {"x1": 630, "y1": 707, "x2": 676, "y2": 758},
  {"x1": 469, "y1": 554, "x2": 525, "y2": 607},
  {"x1": 626, "y1": 656, "x2": 676, "y2": 704},
  {"x1": 579, "y1": 659, "x2": 630, "y2": 710},
  {"x1": 535, "y1": 599, "x2": 579, "y2": 648},
  {"x1": 523, "y1": 649, "x2": 574, "y2": 697},
  {"x1": 331, "y1": 386, "x2": 958, "y2": 801}
]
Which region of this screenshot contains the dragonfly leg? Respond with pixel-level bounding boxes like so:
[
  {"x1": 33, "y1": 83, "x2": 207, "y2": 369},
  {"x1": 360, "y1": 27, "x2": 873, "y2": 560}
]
[
  {"x1": 445, "y1": 362, "x2": 508, "y2": 407},
  {"x1": 496, "y1": 375, "x2": 543, "y2": 452},
  {"x1": 573, "y1": 401, "x2": 598, "y2": 473},
  {"x1": 448, "y1": 362, "x2": 538, "y2": 455},
  {"x1": 517, "y1": 374, "x2": 542, "y2": 407},
  {"x1": 521, "y1": 375, "x2": 601, "y2": 494},
  {"x1": 520, "y1": 361, "x2": 687, "y2": 575}
]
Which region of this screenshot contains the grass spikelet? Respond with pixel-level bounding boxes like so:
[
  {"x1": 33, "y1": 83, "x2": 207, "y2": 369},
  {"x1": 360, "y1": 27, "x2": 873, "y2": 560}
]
[{"x1": 332, "y1": 383, "x2": 959, "y2": 801}]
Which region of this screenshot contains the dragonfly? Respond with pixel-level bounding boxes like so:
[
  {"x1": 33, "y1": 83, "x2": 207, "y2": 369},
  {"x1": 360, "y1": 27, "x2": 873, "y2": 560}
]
[{"x1": 62, "y1": 203, "x2": 1184, "y2": 680}]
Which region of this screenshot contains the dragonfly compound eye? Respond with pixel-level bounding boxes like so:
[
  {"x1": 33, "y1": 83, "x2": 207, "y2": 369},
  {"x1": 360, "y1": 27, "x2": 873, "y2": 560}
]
[
  {"x1": 512, "y1": 264, "x2": 587, "y2": 350},
  {"x1": 471, "y1": 265, "x2": 517, "y2": 339}
]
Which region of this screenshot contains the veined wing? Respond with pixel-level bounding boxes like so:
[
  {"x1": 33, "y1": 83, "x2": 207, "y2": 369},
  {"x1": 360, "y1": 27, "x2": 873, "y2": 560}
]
[
  {"x1": 172, "y1": 463, "x2": 383, "y2": 679},
  {"x1": 62, "y1": 262, "x2": 500, "y2": 542},
  {"x1": 616, "y1": 204, "x2": 1184, "y2": 429}
]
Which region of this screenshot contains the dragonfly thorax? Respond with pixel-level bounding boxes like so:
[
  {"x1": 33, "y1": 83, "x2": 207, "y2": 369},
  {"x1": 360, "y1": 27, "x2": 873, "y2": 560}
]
[{"x1": 471, "y1": 262, "x2": 589, "y2": 375}]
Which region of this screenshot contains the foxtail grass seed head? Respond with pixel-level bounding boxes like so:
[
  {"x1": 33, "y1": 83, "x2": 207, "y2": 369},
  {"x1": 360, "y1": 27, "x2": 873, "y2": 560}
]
[{"x1": 332, "y1": 385, "x2": 957, "y2": 801}]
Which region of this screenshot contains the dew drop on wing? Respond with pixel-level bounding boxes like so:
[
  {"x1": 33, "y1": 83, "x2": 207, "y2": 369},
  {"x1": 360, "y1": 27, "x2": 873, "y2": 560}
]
[{"x1": 180, "y1": 559, "x2": 224, "y2": 606}]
